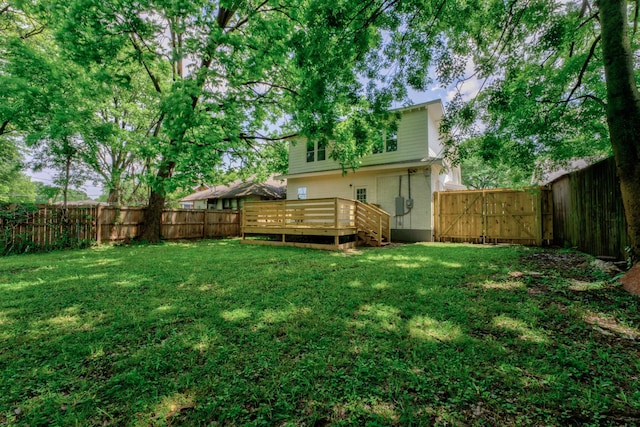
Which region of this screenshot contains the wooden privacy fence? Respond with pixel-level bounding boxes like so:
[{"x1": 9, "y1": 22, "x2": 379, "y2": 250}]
[
  {"x1": 96, "y1": 207, "x2": 241, "y2": 242},
  {"x1": 1, "y1": 205, "x2": 97, "y2": 251},
  {"x1": 551, "y1": 157, "x2": 630, "y2": 260},
  {"x1": 1, "y1": 205, "x2": 241, "y2": 251},
  {"x1": 433, "y1": 188, "x2": 553, "y2": 245}
]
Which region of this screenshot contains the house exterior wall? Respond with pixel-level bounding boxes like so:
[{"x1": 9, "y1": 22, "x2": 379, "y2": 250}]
[
  {"x1": 283, "y1": 100, "x2": 462, "y2": 242},
  {"x1": 288, "y1": 108, "x2": 431, "y2": 175},
  {"x1": 192, "y1": 195, "x2": 264, "y2": 210},
  {"x1": 287, "y1": 166, "x2": 435, "y2": 241},
  {"x1": 427, "y1": 108, "x2": 443, "y2": 158}
]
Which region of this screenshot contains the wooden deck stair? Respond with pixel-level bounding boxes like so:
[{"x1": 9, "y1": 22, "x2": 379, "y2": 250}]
[{"x1": 354, "y1": 201, "x2": 391, "y2": 247}]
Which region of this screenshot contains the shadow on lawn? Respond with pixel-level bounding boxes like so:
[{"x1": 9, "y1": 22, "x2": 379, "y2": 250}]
[{"x1": 1, "y1": 241, "x2": 639, "y2": 426}]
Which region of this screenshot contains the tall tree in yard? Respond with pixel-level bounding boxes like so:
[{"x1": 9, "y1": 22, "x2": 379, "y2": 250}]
[
  {"x1": 598, "y1": 0, "x2": 640, "y2": 263},
  {"x1": 51, "y1": 0, "x2": 425, "y2": 242}
]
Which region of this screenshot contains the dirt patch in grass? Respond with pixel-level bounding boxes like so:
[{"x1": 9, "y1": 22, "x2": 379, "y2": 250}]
[
  {"x1": 518, "y1": 249, "x2": 640, "y2": 347},
  {"x1": 521, "y1": 251, "x2": 605, "y2": 281}
]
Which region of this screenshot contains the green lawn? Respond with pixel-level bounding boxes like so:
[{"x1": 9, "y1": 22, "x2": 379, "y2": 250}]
[{"x1": 1, "y1": 240, "x2": 639, "y2": 426}]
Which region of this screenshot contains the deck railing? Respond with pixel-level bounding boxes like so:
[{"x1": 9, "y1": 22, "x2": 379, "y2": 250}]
[{"x1": 243, "y1": 198, "x2": 357, "y2": 230}]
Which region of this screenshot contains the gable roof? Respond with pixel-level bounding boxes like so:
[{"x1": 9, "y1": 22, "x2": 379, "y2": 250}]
[{"x1": 180, "y1": 176, "x2": 286, "y2": 202}]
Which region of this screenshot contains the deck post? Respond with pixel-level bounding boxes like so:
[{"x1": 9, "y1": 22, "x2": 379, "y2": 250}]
[{"x1": 334, "y1": 198, "x2": 339, "y2": 229}]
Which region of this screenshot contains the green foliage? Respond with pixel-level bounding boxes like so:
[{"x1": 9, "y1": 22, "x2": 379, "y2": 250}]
[
  {"x1": 0, "y1": 203, "x2": 94, "y2": 255},
  {"x1": 33, "y1": 183, "x2": 91, "y2": 204},
  {"x1": 1, "y1": 241, "x2": 639, "y2": 424},
  {"x1": 460, "y1": 138, "x2": 533, "y2": 189},
  {"x1": 429, "y1": 1, "x2": 615, "y2": 172},
  {"x1": 0, "y1": 202, "x2": 40, "y2": 254}
]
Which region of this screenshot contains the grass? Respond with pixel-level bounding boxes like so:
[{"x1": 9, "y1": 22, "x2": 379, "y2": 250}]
[{"x1": 0, "y1": 240, "x2": 639, "y2": 426}]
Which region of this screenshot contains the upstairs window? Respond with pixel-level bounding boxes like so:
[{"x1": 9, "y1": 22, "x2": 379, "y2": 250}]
[
  {"x1": 355, "y1": 187, "x2": 367, "y2": 203},
  {"x1": 306, "y1": 141, "x2": 315, "y2": 162},
  {"x1": 317, "y1": 140, "x2": 327, "y2": 161},
  {"x1": 386, "y1": 129, "x2": 397, "y2": 152}
]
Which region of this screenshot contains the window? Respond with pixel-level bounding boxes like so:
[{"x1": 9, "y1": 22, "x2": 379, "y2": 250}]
[
  {"x1": 386, "y1": 129, "x2": 397, "y2": 152},
  {"x1": 355, "y1": 187, "x2": 367, "y2": 203},
  {"x1": 306, "y1": 141, "x2": 315, "y2": 162},
  {"x1": 222, "y1": 199, "x2": 231, "y2": 209},
  {"x1": 317, "y1": 140, "x2": 327, "y2": 161},
  {"x1": 297, "y1": 187, "x2": 307, "y2": 200}
]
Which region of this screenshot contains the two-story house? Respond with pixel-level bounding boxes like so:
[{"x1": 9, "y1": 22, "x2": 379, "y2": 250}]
[{"x1": 280, "y1": 99, "x2": 464, "y2": 242}]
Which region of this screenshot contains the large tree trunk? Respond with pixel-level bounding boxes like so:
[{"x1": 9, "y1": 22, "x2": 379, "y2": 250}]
[
  {"x1": 138, "y1": 160, "x2": 175, "y2": 243},
  {"x1": 599, "y1": 0, "x2": 640, "y2": 263},
  {"x1": 106, "y1": 186, "x2": 120, "y2": 205}
]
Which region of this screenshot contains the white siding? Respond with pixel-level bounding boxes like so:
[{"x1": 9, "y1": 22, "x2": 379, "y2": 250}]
[
  {"x1": 376, "y1": 171, "x2": 432, "y2": 231},
  {"x1": 288, "y1": 108, "x2": 431, "y2": 175},
  {"x1": 427, "y1": 108, "x2": 443, "y2": 158},
  {"x1": 287, "y1": 165, "x2": 435, "y2": 231}
]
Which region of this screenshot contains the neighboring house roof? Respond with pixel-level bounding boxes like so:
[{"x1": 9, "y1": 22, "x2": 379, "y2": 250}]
[
  {"x1": 180, "y1": 176, "x2": 286, "y2": 202},
  {"x1": 52, "y1": 200, "x2": 109, "y2": 206},
  {"x1": 534, "y1": 157, "x2": 606, "y2": 185}
]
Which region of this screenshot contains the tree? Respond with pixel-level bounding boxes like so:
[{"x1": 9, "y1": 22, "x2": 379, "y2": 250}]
[
  {"x1": 459, "y1": 138, "x2": 532, "y2": 189},
  {"x1": 78, "y1": 57, "x2": 162, "y2": 206},
  {"x1": 598, "y1": 0, "x2": 640, "y2": 263},
  {"x1": 51, "y1": 0, "x2": 425, "y2": 242}
]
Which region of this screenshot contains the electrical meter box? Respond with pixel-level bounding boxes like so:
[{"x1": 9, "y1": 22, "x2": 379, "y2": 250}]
[
  {"x1": 395, "y1": 197, "x2": 405, "y2": 216},
  {"x1": 406, "y1": 198, "x2": 414, "y2": 209}
]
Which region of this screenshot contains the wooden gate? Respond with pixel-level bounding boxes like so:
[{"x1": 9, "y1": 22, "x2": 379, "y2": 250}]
[{"x1": 433, "y1": 188, "x2": 553, "y2": 245}]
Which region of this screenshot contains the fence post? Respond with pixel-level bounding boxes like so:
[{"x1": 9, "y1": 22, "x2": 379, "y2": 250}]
[
  {"x1": 95, "y1": 205, "x2": 102, "y2": 243},
  {"x1": 433, "y1": 192, "x2": 438, "y2": 242},
  {"x1": 481, "y1": 190, "x2": 486, "y2": 244},
  {"x1": 535, "y1": 189, "x2": 543, "y2": 246},
  {"x1": 202, "y1": 210, "x2": 207, "y2": 239}
]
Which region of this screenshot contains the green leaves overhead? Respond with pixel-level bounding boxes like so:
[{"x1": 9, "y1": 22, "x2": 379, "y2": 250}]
[{"x1": 434, "y1": 0, "x2": 613, "y2": 173}]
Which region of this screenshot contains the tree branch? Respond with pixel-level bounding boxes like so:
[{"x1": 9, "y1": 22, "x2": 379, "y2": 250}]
[
  {"x1": 240, "y1": 80, "x2": 299, "y2": 95},
  {"x1": 0, "y1": 120, "x2": 10, "y2": 135},
  {"x1": 129, "y1": 35, "x2": 163, "y2": 94},
  {"x1": 236, "y1": 133, "x2": 297, "y2": 142},
  {"x1": 20, "y1": 25, "x2": 45, "y2": 39},
  {"x1": 225, "y1": 0, "x2": 269, "y2": 33},
  {"x1": 565, "y1": 35, "x2": 601, "y2": 104}
]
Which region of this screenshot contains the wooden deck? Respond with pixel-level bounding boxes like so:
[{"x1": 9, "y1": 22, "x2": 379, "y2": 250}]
[{"x1": 242, "y1": 198, "x2": 391, "y2": 250}]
